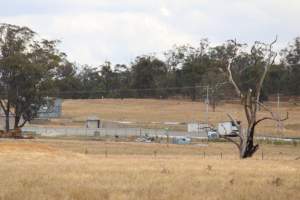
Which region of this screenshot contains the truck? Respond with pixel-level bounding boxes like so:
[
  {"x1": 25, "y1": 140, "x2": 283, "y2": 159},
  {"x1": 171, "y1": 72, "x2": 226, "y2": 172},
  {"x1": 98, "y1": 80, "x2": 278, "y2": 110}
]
[{"x1": 217, "y1": 121, "x2": 240, "y2": 136}]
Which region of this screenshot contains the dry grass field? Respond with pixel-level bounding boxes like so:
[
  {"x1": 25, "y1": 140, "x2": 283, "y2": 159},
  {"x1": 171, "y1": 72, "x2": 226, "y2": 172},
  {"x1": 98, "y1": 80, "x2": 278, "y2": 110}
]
[
  {"x1": 61, "y1": 98, "x2": 300, "y2": 137},
  {"x1": 0, "y1": 139, "x2": 299, "y2": 200}
]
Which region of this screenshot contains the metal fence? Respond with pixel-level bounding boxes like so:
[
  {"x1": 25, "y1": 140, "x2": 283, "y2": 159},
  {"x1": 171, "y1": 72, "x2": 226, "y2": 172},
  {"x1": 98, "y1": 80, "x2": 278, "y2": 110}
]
[{"x1": 21, "y1": 126, "x2": 208, "y2": 138}]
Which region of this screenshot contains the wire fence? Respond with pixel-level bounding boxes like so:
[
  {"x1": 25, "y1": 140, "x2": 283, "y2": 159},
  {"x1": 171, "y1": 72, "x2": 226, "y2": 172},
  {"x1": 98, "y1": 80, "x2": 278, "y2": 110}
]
[{"x1": 22, "y1": 126, "x2": 208, "y2": 138}]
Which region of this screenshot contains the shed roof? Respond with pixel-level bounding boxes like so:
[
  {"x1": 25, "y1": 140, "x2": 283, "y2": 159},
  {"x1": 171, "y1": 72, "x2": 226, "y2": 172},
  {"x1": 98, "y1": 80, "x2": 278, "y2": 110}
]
[{"x1": 87, "y1": 116, "x2": 100, "y2": 121}]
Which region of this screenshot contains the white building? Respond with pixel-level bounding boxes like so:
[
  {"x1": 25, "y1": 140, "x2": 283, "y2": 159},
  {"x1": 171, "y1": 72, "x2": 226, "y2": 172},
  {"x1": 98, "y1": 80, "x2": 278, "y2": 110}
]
[{"x1": 86, "y1": 116, "x2": 101, "y2": 128}]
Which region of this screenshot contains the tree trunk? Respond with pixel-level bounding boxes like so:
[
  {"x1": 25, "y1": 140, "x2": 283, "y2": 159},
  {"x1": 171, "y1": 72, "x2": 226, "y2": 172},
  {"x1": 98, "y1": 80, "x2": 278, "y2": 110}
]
[
  {"x1": 5, "y1": 101, "x2": 10, "y2": 132},
  {"x1": 211, "y1": 98, "x2": 216, "y2": 112},
  {"x1": 5, "y1": 112, "x2": 10, "y2": 132},
  {"x1": 14, "y1": 115, "x2": 20, "y2": 130},
  {"x1": 239, "y1": 126, "x2": 259, "y2": 159},
  {"x1": 212, "y1": 104, "x2": 216, "y2": 112},
  {"x1": 191, "y1": 86, "x2": 196, "y2": 101}
]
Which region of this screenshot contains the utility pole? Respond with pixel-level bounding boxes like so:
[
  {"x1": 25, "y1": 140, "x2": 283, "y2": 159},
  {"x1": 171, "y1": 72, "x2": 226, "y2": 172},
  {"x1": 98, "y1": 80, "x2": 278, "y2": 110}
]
[
  {"x1": 277, "y1": 93, "x2": 280, "y2": 114},
  {"x1": 205, "y1": 85, "x2": 209, "y2": 133},
  {"x1": 276, "y1": 93, "x2": 283, "y2": 133}
]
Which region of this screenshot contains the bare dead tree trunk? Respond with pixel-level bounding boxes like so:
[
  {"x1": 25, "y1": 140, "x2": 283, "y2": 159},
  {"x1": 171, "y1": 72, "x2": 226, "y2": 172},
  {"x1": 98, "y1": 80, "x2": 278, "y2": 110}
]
[
  {"x1": 239, "y1": 90, "x2": 259, "y2": 158},
  {"x1": 222, "y1": 37, "x2": 288, "y2": 159},
  {"x1": 239, "y1": 126, "x2": 258, "y2": 158}
]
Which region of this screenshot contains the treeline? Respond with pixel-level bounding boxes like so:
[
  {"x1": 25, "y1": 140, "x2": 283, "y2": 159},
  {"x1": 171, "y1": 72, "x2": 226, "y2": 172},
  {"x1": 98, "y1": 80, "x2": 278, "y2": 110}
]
[
  {"x1": 55, "y1": 38, "x2": 300, "y2": 100},
  {"x1": 0, "y1": 23, "x2": 299, "y2": 131}
]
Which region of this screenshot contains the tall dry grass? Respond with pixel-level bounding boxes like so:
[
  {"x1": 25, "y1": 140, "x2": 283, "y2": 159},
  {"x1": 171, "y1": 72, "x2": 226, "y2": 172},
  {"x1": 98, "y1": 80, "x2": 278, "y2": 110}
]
[{"x1": 0, "y1": 139, "x2": 299, "y2": 200}]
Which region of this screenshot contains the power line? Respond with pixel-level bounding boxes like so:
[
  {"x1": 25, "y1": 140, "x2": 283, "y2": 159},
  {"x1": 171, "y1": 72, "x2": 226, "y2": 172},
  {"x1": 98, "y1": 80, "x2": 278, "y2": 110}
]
[
  {"x1": 41, "y1": 85, "x2": 219, "y2": 95},
  {"x1": 0, "y1": 83, "x2": 235, "y2": 99}
]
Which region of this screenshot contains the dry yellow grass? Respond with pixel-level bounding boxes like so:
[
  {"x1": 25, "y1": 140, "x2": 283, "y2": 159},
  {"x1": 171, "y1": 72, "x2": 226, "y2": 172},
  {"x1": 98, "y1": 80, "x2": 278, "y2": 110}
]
[
  {"x1": 61, "y1": 99, "x2": 300, "y2": 137},
  {"x1": 0, "y1": 139, "x2": 299, "y2": 200}
]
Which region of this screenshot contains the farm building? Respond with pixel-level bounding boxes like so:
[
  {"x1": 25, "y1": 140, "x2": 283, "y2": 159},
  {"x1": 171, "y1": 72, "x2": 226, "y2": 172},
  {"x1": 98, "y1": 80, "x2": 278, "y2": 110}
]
[
  {"x1": 86, "y1": 116, "x2": 101, "y2": 128},
  {"x1": 37, "y1": 98, "x2": 62, "y2": 118}
]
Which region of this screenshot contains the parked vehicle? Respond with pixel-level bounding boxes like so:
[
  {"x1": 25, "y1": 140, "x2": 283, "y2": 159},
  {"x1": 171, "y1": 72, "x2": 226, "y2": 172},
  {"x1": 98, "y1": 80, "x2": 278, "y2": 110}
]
[
  {"x1": 208, "y1": 130, "x2": 219, "y2": 140},
  {"x1": 217, "y1": 121, "x2": 240, "y2": 136}
]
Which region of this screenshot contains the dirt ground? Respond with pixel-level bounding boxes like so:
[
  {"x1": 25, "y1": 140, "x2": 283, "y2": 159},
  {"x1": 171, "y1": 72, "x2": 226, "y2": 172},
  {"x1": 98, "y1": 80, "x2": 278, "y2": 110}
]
[{"x1": 0, "y1": 139, "x2": 299, "y2": 200}]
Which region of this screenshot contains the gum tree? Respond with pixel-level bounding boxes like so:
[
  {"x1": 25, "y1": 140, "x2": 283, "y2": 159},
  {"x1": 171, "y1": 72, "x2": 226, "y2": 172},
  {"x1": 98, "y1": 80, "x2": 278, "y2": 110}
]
[
  {"x1": 0, "y1": 23, "x2": 65, "y2": 132},
  {"x1": 215, "y1": 38, "x2": 288, "y2": 158}
]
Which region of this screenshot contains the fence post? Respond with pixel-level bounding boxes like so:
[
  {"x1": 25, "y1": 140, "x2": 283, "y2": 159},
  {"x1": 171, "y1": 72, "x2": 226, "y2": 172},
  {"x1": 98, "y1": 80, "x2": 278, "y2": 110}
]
[
  {"x1": 167, "y1": 134, "x2": 169, "y2": 147},
  {"x1": 261, "y1": 150, "x2": 264, "y2": 160},
  {"x1": 220, "y1": 152, "x2": 223, "y2": 160},
  {"x1": 105, "y1": 149, "x2": 108, "y2": 158},
  {"x1": 203, "y1": 151, "x2": 206, "y2": 159}
]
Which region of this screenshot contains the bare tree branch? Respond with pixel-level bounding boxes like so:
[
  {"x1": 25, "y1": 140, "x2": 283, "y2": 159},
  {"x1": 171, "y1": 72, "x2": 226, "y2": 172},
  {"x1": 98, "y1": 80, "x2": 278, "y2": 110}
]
[
  {"x1": 226, "y1": 114, "x2": 240, "y2": 131},
  {"x1": 256, "y1": 36, "x2": 278, "y2": 102},
  {"x1": 254, "y1": 112, "x2": 289, "y2": 126},
  {"x1": 255, "y1": 101, "x2": 288, "y2": 128},
  {"x1": 0, "y1": 100, "x2": 7, "y2": 114},
  {"x1": 226, "y1": 113, "x2": 244, "y2": 145},
  {"x1": 257, "y1": 101, "x2": 277, "y2": 119},
  {"x1": 17, "y1": 119, "x2": 28, "y2": 128},
  {"x1": 227, "y1": 58, "x2": 243, "y2": 98},
  {"x1": 220, "y1": 135, "x2": 241, "y2": 149},
  {"x1": 218, "y1": 113, "x2": 245, "y2": 151}
]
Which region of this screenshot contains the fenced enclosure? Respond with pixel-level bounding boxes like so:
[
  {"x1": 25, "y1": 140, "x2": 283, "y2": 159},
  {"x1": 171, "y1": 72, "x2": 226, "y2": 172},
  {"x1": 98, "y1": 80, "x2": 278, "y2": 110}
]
[
  {"x1": 16, "y1": 86, "x2": 300, "y2": 141},
  {"x1": 22, "y1": 126, "x2": 208, "y2": 138}
]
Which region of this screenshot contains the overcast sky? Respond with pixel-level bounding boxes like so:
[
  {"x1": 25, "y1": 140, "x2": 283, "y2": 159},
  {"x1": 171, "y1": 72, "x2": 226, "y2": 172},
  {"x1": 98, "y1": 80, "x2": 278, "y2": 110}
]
[{"x1": 1, "y1": 0, "x2": 300, "y2": 66}]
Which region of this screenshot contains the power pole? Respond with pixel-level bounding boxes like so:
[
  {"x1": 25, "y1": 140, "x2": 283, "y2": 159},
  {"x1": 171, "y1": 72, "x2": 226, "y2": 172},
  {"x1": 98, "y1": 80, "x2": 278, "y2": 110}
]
[
  {"x1": 277, "y1": 93, "x2": 280, "y2": 114},
  {"x1": 276, "y1": 93, "x2": 283, "y2": 133},
  {"x1": 205, "y1": 85, "x2": 209, "y2": 133}
]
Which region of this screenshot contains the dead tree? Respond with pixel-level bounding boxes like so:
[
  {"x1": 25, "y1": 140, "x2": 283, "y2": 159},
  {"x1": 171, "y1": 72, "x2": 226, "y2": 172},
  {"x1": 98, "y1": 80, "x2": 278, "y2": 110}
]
[{"x1": 222, "y1": 37, "x2": 288, "y2": 159}]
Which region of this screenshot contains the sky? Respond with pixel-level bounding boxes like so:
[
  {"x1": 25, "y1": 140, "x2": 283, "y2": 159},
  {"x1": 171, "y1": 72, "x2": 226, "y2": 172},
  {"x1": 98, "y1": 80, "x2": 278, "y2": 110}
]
[{"x1": 1, "y1": 0, "x2": 300, "y2": 66}]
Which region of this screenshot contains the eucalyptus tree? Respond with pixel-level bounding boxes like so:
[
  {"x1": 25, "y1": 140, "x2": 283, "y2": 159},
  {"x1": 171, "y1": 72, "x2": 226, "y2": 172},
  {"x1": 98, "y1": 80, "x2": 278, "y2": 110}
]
[
  {"x1": 165, "y1": 39, "x2": 211, "y2": 101},
  {"x1": 131, "y1": 55, "x2": 167, "y2": 98},
  {"x1": 0, "y1": 23, "x2": 65, "y2": 131},
  {"x1": 281, "y1": 37, "x2": 300, "y2": 96},
  {"x1": 215, "y1": 38, "x2": 288, "y2": 158}
]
